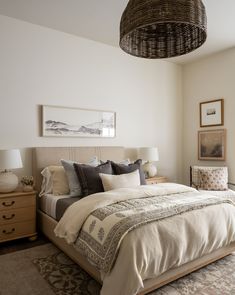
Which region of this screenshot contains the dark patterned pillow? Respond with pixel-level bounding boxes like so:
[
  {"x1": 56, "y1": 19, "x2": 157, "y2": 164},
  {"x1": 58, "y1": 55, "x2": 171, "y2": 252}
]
[
  {"x1": 199, "y1": 168, "x2": 228, "y2": 191},
  {"x1": 73, "y1": 161, "x2": 113, "y2": 196},
  {"x1": 111, "y1": 159, "x2": 146, "y2": 185}
]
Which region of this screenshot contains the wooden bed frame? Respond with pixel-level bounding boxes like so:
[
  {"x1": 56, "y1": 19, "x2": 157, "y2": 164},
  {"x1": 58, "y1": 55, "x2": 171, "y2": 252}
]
[{"x1": 33, "y1": 147, "x2": 235, "y2": 295}]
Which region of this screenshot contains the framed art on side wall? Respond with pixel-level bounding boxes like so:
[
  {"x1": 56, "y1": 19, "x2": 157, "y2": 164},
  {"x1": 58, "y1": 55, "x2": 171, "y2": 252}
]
[
  {"x1": 198, "y1": 129, "x2": 226, "y2": 161},
  {"x1": 42, "y1": 105, "x2": 116, "y2": 138},
  {"x1": 200, "y1": 99, "x2": 224, "y2": 127}
]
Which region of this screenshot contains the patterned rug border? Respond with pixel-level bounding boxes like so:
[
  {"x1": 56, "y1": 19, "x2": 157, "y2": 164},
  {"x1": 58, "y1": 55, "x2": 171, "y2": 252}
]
[
  {"x1": 31, "y1": 245, "x2": 235, "y2": 295},
  {"x1": 32, "y1": 250, "x2": 101, "y2": 295}
]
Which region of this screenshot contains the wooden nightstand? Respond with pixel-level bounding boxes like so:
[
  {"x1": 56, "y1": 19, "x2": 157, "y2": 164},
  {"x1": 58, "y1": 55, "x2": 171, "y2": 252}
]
[
  {"x1": 146, "y1": 176, "x2": 168, "y2": 185},
  {"x1": 0, "y1": 191, "x2": 37, "y2": 243}
]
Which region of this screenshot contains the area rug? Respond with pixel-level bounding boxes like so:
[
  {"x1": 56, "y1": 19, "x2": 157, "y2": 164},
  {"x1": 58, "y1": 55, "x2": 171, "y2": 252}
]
[{"x1": 0, "y1": 243, "x2": 234, "y2": 295}]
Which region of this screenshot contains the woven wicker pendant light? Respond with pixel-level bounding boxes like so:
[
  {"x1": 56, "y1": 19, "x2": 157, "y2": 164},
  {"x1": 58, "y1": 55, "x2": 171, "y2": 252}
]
[{"x1": 120, "y1": 0, "x2": 207, "y2": 59}]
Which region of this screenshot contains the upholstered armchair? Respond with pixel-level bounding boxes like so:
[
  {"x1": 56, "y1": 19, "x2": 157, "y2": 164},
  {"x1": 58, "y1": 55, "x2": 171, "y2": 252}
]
[{"x1": 190, "y1": 166, "x2": 235, "y2": 196}]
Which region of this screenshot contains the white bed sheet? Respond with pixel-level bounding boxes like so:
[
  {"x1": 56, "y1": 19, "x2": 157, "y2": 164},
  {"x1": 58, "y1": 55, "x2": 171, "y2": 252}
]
[{"x1": 198, "y1": 189, "x2": 235, "y2": 197}]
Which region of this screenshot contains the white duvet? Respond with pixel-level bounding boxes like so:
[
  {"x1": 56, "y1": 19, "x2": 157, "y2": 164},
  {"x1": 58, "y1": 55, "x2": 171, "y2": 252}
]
[{"x1": 54, "y1": 183, "x2": 235, "y2": 295}]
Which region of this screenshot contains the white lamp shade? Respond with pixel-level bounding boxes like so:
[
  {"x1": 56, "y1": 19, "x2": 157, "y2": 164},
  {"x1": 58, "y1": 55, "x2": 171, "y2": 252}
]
[
  {"x1": 0, "y1": 149, "x2": 23, "y2": 170},
  {"x1": 138, "y1": 147, "x2": 159, "y2": 162}
]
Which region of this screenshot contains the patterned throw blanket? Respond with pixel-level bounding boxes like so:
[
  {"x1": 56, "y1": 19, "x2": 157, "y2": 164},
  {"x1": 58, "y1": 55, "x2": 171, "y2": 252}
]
[{"x1": 74, "y1": 192, "x2": 234, "y2": 274}]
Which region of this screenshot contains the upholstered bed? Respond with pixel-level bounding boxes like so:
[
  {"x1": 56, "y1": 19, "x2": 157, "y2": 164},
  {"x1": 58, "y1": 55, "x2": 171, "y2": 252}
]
[{"x1": 33, "y1": 147, "x2": 235, "y2": 295}]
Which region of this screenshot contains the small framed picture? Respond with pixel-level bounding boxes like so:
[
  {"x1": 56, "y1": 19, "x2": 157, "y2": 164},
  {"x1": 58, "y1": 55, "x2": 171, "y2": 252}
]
[
  {"x1": 200, "y1": 99, "x2": 224, "y2": 127},
  {"x1": 198, "y1": 129, "x2": 226, "y2": 161}
]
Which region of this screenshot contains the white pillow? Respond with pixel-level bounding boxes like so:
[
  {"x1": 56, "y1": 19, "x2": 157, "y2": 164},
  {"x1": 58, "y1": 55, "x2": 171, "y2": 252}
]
[
  {"x1": 39, "y1": 166, "x2": 69, "y2": 197},
  {"x1": 39, "y1": 156, "x2": 100, "y2": 197},
  {"x1": 39, "y1": 167, "x2": 53, "y2": 197},
  {"x1": 118, "y1": 158, "x2": 131, "y2": 165},
  {"x1": 99, "y1": 169, "x2": 141, "y2": 191},
  {"x1": 100, "y1": 159, "x2": 131, "y2": 165}
]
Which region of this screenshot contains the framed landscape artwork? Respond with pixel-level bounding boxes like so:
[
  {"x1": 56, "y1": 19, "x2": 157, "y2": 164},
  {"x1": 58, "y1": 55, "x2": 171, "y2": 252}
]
[
  {"x1": 200, "y1": 99, "x2": 224, "y2": 127},
  {"x1": 198, "y1": 129, "x2": 226, "y2": 161},
  {"x1": 42, "y1": 105, "x2": 116, "y2": 138}
]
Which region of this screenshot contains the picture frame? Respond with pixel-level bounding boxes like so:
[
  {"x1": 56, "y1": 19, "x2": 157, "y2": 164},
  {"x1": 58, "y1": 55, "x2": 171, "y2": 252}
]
[
  {"x1": 42, "y1": 105, "x2": 116, "y2": 138},
  {"x1": 200, "y1": 99, "x2": 224, "y2": 127},
  {"x1": 198, "y1": 129, "x2": 226, "y2": 161}
]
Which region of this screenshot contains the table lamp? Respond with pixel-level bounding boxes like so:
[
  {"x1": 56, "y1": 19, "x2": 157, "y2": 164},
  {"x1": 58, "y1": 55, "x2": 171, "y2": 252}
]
[
  {"x1": 0, "y1": 149, "x2": 23, "y2": 193},
  {"x1": 138, "y1": 147, "x2": 159, "y2": 178}
]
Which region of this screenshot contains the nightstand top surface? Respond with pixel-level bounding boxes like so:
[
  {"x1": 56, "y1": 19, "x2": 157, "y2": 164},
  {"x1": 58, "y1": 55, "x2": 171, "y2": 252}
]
[
  {"x1": 146, "y1": 176, "x2": 167, "y2": 180},
  {"x1": 0, "y1": 191, "x2": 37, "y2": 198}
]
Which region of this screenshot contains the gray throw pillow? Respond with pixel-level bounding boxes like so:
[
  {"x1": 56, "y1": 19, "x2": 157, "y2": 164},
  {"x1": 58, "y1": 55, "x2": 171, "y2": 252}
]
[
  {"x1": 73, "y1": 161, "x2": 113, "y2": 196},
  {"x1": 111, "y1": 159, "x2": 146, "y2": 185},
  {"x1": 61, "y1": 157, "x2": 100, "y2": 197}
]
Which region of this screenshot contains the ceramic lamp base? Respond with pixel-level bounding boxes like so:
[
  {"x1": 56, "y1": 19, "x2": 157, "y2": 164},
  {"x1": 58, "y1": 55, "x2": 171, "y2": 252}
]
[
  {"x1": 143, "y1": 162, "x2": 157, "y2": 178},
  {"x1": 0, "y1": 171, "x2": 18, "y2": 193}
]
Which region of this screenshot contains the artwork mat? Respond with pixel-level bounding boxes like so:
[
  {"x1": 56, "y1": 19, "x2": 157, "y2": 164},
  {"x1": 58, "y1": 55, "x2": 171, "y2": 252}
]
[
  {"x1": 198, "y1": 129, "x2": 226, "y2": 161},
  {"x1": 42, "y1": 105, "x2": 116, "y2": 138},
  {"x1": 200, "y1": 99, "x2": 224, "y2": 127}
]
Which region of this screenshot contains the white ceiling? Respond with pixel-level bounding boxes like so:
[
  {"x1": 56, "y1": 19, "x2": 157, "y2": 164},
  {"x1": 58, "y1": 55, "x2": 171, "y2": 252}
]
[{"x1": 0, "y1": 0, "x2": 235, "y2": 64}]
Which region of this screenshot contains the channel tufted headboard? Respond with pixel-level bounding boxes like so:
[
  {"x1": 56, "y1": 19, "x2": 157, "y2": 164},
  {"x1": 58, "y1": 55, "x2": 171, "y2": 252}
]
[{"x1": 32, "y1": 146, "x2": 124, "y2": 192}]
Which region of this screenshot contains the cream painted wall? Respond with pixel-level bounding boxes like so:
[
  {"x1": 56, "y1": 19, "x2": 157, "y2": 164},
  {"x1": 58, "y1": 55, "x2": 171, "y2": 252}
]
[
  {"x1": 183, "y1": 48, "x2": 235, "y2": 185},
  {"x1": 0, "y1": 15, "x2": 183, "y2": 182}
]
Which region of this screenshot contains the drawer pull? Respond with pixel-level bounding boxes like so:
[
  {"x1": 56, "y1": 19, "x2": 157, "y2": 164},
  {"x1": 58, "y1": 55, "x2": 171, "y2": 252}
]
[
  {"x1": 2, "y1": 201, "x2": 15, "y2": 207},
  {"x1": 2, "y1": 214, "x2": 15, "y2": 220},
  {"x1": 2, "y1": 228, "x2": 15, "y2": 234}
]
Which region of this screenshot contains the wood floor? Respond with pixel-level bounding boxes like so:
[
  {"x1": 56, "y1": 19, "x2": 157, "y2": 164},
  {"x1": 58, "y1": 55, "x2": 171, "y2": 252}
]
[{"x1": 0, "y1": 231, "x2": 49, "y2": 255}]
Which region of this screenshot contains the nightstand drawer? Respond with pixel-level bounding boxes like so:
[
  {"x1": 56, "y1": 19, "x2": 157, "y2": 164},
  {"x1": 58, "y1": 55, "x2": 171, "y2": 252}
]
[
  {"x1": 0, "y1": 194, "x2": 35, "y2": 211},
  {"x1": 154, "y1": 177, "x2": 168, "y2": 183},
  {"x1": 146, "y1": 176, "x2": 168, "y2": 185},
  {"x1": 147, "y1": 179, "x2": 158, "y2": 184},
  {"x1": 0, "y1": 207, "x2": 36, "y2": 225},
  {"x1": 0, "y1": 221, "x2": 35, "y2": 242}
]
